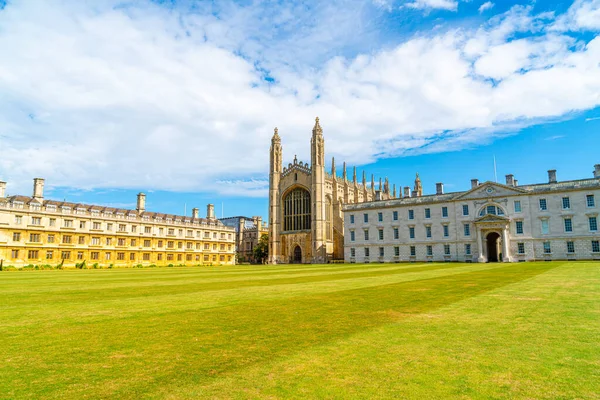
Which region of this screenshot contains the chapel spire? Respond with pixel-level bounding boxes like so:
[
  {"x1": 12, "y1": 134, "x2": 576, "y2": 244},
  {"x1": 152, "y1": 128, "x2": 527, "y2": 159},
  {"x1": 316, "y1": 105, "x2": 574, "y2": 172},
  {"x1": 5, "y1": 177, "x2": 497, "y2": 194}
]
[{"x1": 414, "y1": 173, "x2": 423, "y2": 197}]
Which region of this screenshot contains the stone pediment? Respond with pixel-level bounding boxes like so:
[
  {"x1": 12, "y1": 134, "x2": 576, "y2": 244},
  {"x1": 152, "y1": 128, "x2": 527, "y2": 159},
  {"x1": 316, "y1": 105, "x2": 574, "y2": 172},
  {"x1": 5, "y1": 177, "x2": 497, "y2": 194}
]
[
  {"x1": 455, "y1": 181, "x2": 526, "y2": 200},
  {"x1": 475, "y1": 214, "x2": 510, "y2": 224}
]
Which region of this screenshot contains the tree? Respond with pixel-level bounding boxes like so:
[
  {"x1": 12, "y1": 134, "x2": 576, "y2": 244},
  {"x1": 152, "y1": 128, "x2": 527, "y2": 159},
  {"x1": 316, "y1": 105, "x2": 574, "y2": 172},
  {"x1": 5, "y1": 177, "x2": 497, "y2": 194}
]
[{"x1": 253, "y1": 234, "x2": 269, "y2": 264}]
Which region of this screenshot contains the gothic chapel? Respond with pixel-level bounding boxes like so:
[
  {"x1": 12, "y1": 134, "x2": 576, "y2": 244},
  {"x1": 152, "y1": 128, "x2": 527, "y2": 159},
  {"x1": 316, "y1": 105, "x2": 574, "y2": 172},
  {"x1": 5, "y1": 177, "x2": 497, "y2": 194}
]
[{"x1": 268, "y1": 118, "x2": 396, "y2": 263}]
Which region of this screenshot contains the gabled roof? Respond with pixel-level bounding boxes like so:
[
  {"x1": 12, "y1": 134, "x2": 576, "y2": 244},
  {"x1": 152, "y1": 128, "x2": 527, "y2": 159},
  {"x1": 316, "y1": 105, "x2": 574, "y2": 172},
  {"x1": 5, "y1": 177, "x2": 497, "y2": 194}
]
[{"x1": 454, "y1": 181, "x2": 527, "y2": 200}]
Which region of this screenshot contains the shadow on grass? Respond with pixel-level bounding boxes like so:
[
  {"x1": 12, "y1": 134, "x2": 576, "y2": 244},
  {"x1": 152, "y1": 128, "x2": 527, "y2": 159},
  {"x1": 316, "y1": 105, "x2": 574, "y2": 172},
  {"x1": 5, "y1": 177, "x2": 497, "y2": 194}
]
[{"x1": 3, "y1": 262, "x2": 561, "y2": 399}]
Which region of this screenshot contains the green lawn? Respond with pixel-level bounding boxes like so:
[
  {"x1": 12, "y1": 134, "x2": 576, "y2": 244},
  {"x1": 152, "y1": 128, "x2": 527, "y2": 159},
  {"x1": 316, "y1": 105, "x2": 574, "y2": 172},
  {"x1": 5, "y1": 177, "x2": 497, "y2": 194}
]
[{"x1": 1, "y1": 262, "x2": 598, "y2": 399}]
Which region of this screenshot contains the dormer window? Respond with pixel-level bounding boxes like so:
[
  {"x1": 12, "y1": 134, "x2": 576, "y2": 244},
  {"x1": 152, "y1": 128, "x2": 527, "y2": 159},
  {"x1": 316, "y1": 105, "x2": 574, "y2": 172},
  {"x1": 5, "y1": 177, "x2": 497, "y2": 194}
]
[
  {"x1": 62, "y1": 206, "x2": 71, "y2": 214},
  {"x1": 46, "y1": 205, "x2": 57, "y2": 212}
]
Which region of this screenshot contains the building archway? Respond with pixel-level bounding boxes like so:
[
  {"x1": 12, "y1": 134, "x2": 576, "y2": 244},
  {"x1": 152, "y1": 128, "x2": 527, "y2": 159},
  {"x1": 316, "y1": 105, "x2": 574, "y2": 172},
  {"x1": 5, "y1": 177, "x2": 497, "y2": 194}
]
[
  {"x1": 293, "y1": 245, "x2": 302, "y2": 263},
  {"x1": 486, "y1": 232, "x2": 501, "y2": 262}
]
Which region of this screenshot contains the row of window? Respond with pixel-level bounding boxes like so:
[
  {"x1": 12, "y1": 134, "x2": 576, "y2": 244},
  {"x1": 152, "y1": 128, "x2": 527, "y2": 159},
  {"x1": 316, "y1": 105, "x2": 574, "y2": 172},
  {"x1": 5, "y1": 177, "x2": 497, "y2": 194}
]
[
  {"x1": 515, "y1": 216, "x2": 597, "y2": 235},
  {"x1": 349, "y1": 195, "x2": 597, "y2": 224},
  {"x1": 11, "y1": 216, "x2": 232, "y2": 239},
  {"x1": 9, "y1": 249, "x2": 233, "y2": 262},
  {"x1": 350, "y1": 224, "x2": 473, "y2": 242},
  {"x1": 349, "y1": 240, "x2": 600, "y2": 258},
  {"x1": 10, "y1": 232, "x2": 232, "y2": 251}
]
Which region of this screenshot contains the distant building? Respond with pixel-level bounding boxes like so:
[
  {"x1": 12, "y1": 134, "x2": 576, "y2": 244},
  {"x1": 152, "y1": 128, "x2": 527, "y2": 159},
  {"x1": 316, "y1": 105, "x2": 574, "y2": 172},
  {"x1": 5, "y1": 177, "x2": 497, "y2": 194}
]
[
  {"x1": 269, "y1": 118, "x2": 396, "y2": 264},
  {"x1": 0, "y1": 178, "x2": 236, "y2": 267},
  {"x1": 220, "y1": 216, "x2": 268, "y2": 263},
  {"x1": 343, "y1": 166, "x2": 600, "y2": 263}
]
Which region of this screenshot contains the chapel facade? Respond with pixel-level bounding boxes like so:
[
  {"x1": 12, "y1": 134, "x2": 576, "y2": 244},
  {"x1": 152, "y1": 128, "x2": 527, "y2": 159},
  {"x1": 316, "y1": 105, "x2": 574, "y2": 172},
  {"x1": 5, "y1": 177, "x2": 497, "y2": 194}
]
[{"x1": 268, "y1": 118, "x2": 396, "y2": 264}]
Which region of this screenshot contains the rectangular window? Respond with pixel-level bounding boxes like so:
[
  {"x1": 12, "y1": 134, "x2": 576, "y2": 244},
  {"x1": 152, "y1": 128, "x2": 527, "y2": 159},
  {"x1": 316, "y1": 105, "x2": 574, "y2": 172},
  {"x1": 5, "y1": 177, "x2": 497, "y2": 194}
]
[
  {"x1": 350, "y1": 215, "x2": 355, "y2": 224},
  {"x1": 516, "y1": 221, "x2": 524, "y2": 235},
  {"x1": 587, "y1": 195, "x2": 595, "y2": 208},
  {"x1": 130, "y1": 253, "x2": 136, "y2": 261},
  {"x1": 444, "y1": 244, "x2": 450, "y2": 255},
  {"x1": 410, "y1": 246, "x2": 416, "y2": 256},
  {"x1": 393, "y1": 228, "x2": 399, "y2": 240},
  {"x1": 465, "y1": 244, "x2": 471, "y2": 255},
  {"x1": 378, "y1": 229, "x2": 384, "y2": 240},
  {"x1": 105, "y1": 252, "x2": 111, "y2": 260},
  {"x1": 15, "y1": 215, "x2": 22, "y2": 224},
  {"x1": 426, "y1": 226, "x2": 432, "y2": 238},
  {"x1": 350, "y1": 231, "x2": 355, "y2": 242},
  {"x1": 117, "y1": 252, "x2": 125, "y2": 260},
  {"x1": 518, "y1": 243, "x2": 525, "y2": 254},
  {"x1": 91, "y1": 237, "x2": 100, "y2": 245},
  {"x1": 92, "y1": 222, "x2": 101, "y2": 230},
  {"x1": 543, "y1": 241, "x2": 551, "y2": 254},
  {"x1": 178, "y1": 242, "x2": 183, "y2": 249},
  {"x1": 462, "y1": 205, "x2": 469, "y2": 216},
  {"x1": 541, "y1": 220, "x2": 549, "y2": 235},
  {"x1": 47, "y1": 234, "x2": 55, "y2": 243},
  {"x1": 157, "y1": 254, "x2": 163, "y2": 261},
  {"x1": 167, "y1": 254, "x2": 174, "y2": 261},
  {"x1": 590, "y1": 217, "x2": 598, "y2": 232},
  {"x1": 393, "y1": 211, "x2": 398, "y2": 221},
  {"x1": 157, "y1": 240, "x2": 163, "y2": 248},
  {"x1": 131, "y1": 239, "x2": 137, "y2": 246},
  {"x1": 464, "y1": 224, "x2": 471, "y2": 237},
  {"x1": 91, "y1": 252, "x2": 99, "y2": 260},
  {"x1": 408, "y1": 210, "x2": 414, "y2": 220},
  {"x1": 143, "y1": 253, "x2": 151, "y2": 261},
  {"x1": 443, "y1": 225, "x2": 449, "y2": 237},
  {"x1": 350, "y1": 248, "x2": 356, "y2": 257},
  {"x1": 62, "y1": 235, "x2": 72, "y2": 244},
  {"x1": 64, "y1": 219, "x2": 73, "y2": 228},
  {"x1": 61, "y1": 251, "x2": 71, "y2": 260},
  {"x1": 11, "y1": 249, "x2": 19, "y2": 258},
  {"x1": 187, "y1": 230, "x2": 193, "y2": 237},
  {"x1": 28, "y1": 250, "x2": 39, "y2": 259},
  {"x1": 379, "y1": 247, "x2": 384, "y2": 257},
  {"x1": 564, "y1": 218, "x2": 573, "y2": 233},
  {"x1": 29, "y1": 233, "x2": 40, "y2": 242},
  {"x1": 567, "y1": 241, "x2": 575, "y2": 253},
  {"x1": 145, "y1": 227, "x2": 152, "y2": 234},
  {"x1": 394, "y1": 246, "x2": 400, "y2": 256},
  {"x1": 378, "y1": 212, "x2": 383, "y2": 222},
  {"x1": 364, "y1": 248, "x2": 370, "y2": 257},
  {"x1": 425, "y1": 208, "x2": 431, "y2": 219},
  {"x1": 539, "y1": 198, "x2": 547, "y2": 211},
  {"x1": 131, "y1": 225, "x2": 137, "y2": 233},
  {"x1": 592, "y1": 240, "x2": 600, "y2": 253},
  {"x1": 46, "y1": 250, "x2": 54, "y2": 260},
  {"x1": 118, "y1": 224, "x2": 126, "y2": 232},
  {"x1": 364, "y1": 213, "x2": 369, "y2": 223},
  {"x1": 31, "y1": 217, "x2": 41, "y2": 225},
  {"x1": 442, "y1": 207, "x2": 448, "y2": 218},
  {"x1": 426, "y1": 245, "x2": 433, "y2": 256},
  {"x1": 12, "y1": 232, "x2": 21, "y2": 241},
  {"x1": 562, "y1": 197, "x2": 571, "y2": 209},
  {"x1": 79, "y1": 221, "x2": 86, "y2": 229},
  {"x1": 106, "y1": 223, "x2": 113, "y2": 231},
  {"x1": 144, "y1": 240, "x2": 151, "y2": 247},
  {"x1": 409, "y1": 227, "x2": 415, "y2": 239},
  {"x1": 77, "y1": 252, "x2": 84, "y2": 260},
  {"x1": 49, "y1": 218, "x2": 56, "y2": 227},
  {"x1": 514, "y1": 200, "x2": 522, "y2": 213},
  {"x1": 364, "y1": 230, "x2": 369, "y2": 241},
  {"x1": 78, "y1": 236, "x2": 85, "y2": 244}
]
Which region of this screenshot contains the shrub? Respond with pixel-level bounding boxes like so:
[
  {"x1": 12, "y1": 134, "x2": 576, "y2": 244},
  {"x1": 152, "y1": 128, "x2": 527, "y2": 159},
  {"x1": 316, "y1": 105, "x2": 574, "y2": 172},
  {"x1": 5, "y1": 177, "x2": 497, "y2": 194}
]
[
  {"x1": 167, "y1": 264, "x2": 174, "y2": 268},
  {"x1": 108, "y1": 264, "x2": 113, "y2": 269}
]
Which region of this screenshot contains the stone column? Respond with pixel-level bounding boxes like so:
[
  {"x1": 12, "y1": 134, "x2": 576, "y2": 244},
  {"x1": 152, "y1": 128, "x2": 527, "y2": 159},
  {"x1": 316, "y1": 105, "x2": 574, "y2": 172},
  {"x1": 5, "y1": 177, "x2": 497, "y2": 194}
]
[
  {"x1": 477, "y1": 228, "x2": 486, "y2": 263},
  {"x1": 502, "y1": 227, "x2": 511, "y2": 262}
]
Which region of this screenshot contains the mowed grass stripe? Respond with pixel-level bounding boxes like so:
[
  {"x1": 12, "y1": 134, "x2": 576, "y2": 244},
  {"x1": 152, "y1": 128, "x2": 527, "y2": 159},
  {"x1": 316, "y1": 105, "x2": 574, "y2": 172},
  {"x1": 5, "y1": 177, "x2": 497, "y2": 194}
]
[
  {"x1": 1, "y1": 263, "x2": 504, "y2": 328},
  {"x1": 0, "y1": 263, "x2": 440, "y2": 294},
  {"x1": 0, "y1": 262, "x2": 560, "y2": 399}
]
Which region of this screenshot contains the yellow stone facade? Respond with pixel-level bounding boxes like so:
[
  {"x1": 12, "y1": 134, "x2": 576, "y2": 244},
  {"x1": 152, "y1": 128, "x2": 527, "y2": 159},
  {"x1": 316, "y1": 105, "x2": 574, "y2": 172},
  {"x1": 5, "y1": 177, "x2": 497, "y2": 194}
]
[
  {"x1": 268, "y1": 118, "x2": 397, "y2": 264},
  {"x1": 0, "y1": 178, "x2": 236, "y2": 268}
]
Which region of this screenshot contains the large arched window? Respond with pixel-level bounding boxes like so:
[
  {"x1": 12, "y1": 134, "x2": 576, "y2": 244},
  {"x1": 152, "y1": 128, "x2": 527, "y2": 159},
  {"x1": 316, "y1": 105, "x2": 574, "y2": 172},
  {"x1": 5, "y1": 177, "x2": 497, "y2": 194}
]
[
  {"x1": 283, "y1": 188, "x2": 311, "y2": 231},
  {"x1": 479, "y1": 204, "x2": 505, "y2": 217}
]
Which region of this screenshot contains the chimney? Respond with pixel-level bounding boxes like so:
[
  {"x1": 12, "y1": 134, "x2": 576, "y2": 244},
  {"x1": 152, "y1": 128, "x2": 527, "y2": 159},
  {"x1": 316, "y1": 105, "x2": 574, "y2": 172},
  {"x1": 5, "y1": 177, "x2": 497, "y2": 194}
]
[
  {"x1": 471, "y1": 179, "x2": 479, "y2": 189},
  {"x1": 436, "y1": 183, "x2": 444, "y2": 195},
  {"x1": 256, "y1": 216, "x2": 263, "y2": 229},
  {"x1": 403, "y1": 186, "x2": 411, "y2": 198},
  {"x1": 514, "y1": 179, "x2": 519, "y2": 186},
  {"x1": 0, "y1": 181, "x2": 6, "y2": 198},
  {"x1": 375, "y1": 190, "x2": 382, "y2": 201},
  {"x1": 505, "y1": 174, "x2": 514, "y2": 187},
  {"x1": 548, "y1": 169, "x2": 557, "y2": 183},
  {"x1": 192, "y1": 208, "x2": 199, "y2": 219},
  {"x1": 594, "y1": 164, "x2": 600, "y2": 179},
  {"x1": 136, "y1": 193, "x2": 146, "y2": 212},
  {"x1": 33, "y1": 178, "x2": 45, "y2": 201},
  {"x1": 207, "y1": 204, "x2": 215, "y2": 220}
]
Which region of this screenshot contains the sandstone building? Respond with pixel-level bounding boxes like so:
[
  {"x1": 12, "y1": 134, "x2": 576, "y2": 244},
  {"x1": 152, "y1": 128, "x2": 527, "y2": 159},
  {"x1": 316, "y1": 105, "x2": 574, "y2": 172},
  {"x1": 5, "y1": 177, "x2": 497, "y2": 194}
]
[
  {"x1": 268, "y1": 118, "x2": 396, "y2": 263},
  {"x1": 220, "y1": 216, "x2": 268, "y2": 263},
  {"x1": 343, "y1": 166, "x2": 600, "y2": 263},
  {"x1": 0, "y1": 178, "x2": 236, "y2": 267}
]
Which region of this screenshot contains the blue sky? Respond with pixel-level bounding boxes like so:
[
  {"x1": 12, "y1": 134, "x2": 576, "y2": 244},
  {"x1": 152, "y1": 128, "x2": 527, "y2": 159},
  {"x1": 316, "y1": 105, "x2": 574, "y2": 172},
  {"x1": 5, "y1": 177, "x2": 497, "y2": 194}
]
[{"x1": 0, "y1": 0, "x2": 599, "y2": 219}]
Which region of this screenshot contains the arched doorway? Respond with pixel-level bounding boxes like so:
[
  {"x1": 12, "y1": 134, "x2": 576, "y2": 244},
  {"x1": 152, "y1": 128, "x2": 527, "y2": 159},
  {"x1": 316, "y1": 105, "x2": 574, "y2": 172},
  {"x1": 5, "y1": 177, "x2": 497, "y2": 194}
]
[
  {"x1": 486, "y1": 232, "x2": 501, "y2": 262},
  {"x1": 293, "y1": 245, "x2": 302, "y2": 263}
]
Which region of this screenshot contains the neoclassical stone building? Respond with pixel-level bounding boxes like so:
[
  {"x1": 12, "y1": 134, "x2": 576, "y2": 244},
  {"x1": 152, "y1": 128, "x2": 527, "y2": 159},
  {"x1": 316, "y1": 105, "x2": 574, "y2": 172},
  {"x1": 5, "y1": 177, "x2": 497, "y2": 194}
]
[
  {"x1": 343, "y1": 166, "x2": 600, "y2": 263},
  {"x1": 268, "y1": 118, "x2": 396, "y2": 264}
]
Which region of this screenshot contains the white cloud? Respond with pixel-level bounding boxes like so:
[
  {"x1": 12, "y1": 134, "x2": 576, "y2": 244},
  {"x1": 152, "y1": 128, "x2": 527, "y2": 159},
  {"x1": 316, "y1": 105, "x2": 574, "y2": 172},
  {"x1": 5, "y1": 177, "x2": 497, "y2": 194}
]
[
  {"x1": 553, "y1": 0, "x2": 600, "y2": 31},
  {"x1": 0, "y1": 0, "x2": 599, "y2": 196},
  {"x1": 403, "y1": 0, "x2": 459, "y2": 11},
  {"x1": 479, "y1": 2, "x2": 495, "y2": 13}
]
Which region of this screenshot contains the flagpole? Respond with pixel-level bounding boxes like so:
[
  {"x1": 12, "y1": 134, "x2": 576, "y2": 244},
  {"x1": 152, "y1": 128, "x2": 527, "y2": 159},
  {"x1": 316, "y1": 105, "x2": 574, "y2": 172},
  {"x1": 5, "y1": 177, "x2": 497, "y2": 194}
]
[{"x1": 494, "y1": 155, "x2": 498, "y2": 183}]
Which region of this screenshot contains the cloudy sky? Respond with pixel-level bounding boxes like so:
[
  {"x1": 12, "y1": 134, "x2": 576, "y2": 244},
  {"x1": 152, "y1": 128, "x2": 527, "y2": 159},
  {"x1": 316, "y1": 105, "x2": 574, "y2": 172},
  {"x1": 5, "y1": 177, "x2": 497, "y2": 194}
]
[{"x1": 0, "y1": 0, "x2": 599, "y2": 218}]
